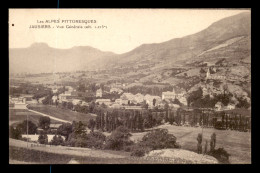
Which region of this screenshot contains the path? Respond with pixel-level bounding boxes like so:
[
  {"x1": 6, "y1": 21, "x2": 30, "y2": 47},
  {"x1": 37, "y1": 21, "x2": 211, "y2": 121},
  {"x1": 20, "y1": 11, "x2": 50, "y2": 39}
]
[{"x1": 28, "y1": 109, "x2": 71, "y2": 124}]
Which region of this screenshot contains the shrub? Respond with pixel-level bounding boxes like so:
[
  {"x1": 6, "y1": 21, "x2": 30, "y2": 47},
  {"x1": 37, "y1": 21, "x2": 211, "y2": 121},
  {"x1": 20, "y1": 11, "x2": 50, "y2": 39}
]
[
  {"x1": 209, "y1": 148, "x2": 230, "y2": 164},
  {"x1": 87, "y1": 119, "x2": 96, "y2": 132},
  {"x1": 85, "y1": 131, "x2": 106, "y2": 149},
  {"x1": 139, "y1": 129, "x2": 180, "y2": 150},
  {"x1": 197, "y1": 133, "x2": 203, "y2": 154},
  {"x1": 131, "y1": 147, "x2": 146, "y2": 157},
  {"x1": 39, "y1": 117, "x2": 51, "y2": 130},
  {"x1": 65, "y1": 130, "x2": 106, "y2": 149},
  {"x1": 210, "y1": 133, "x2": 216, "y2": 151},
  {"x1": 16, "y1": 120, "x2": 37, "y2": 134},
  {"x1": 105, "y1": 126, "x2": 134, "y2": 150},
  {"x1": 57, "y1": 123, "x2": 73, "y2": 141},
  {"x1": 9, "y1": 126, "x2": 22, "y2": 140},
  {"x1": 38, "y1": 133, "x2": 48, "y2": 144},
  {"x1": 49, "y1": 135, "x2": 64, "y2": 146}
]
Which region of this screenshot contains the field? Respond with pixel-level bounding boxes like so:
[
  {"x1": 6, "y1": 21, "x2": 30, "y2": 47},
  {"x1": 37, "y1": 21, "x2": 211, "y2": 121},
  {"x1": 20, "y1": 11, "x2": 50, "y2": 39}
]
[
  {"x1": 130, "y1": 124, "x2": 251, "y2": 164},
  {"x1": 10, "y1": 105, "x2": 251, "y2": 164},
  {"x1": 9, "y1": 109, "x2": 62, "y2": 126},
  {"x1": 27, "y1": 104, "x2": 96, "y2": 125}
]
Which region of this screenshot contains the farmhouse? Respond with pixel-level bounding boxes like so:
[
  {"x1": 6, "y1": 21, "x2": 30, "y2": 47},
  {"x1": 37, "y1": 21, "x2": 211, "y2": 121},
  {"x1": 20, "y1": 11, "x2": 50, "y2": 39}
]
[
  {"x1": 58, "y1": 93, "x2": 71, "y2": 103},
  {"x1": 144, "y1": 94, "x2": 162, "y2": 107},
  {"x1": 111, "y1": 82, "x2": 126, "y2": 89},
  {"x1": 110, "y1": 88, "x2": 123, "y2": 94},
  {"x1": 50, "y1": 124, "x2": 63, "y2": 130},
  {"x1": 206, "y1": 68, "x2": 226, "y2": 80},
  {"x1": 96, "y1": 88, "x2": 102, "y2": 98},
  {"x1": 65, "y1": 86, "x2": 74, "y2": 92},
  {"x1": 9, "y1": 96, "x2": 28, "y2": 109},
  {"x1": 71, "y1": 99, "x2": 82, "y2": 105},
  {"x1": 178, "y1": 97, "x2": 188, "y2": 106},
  {"x1": 95, "y1": 99, "x2": 111, "y2": 105},
  {"x1": 132, "y1": 93, "x2": 144, "y2": 104},
  {"x1": 162, "y1": 88, "x2": 185, "y2": 101},
  {"x1": 226, "y1": 103, "x2": 236, "y2": 110},
  {"x1": 162, "y1": 91, "x2": 175, "y2": 100},
  {"x1": 120, "y1": 93, "x2": 135, "y2": 105},
  {"x1": 215, "y1": 102, "x2": 224, "y2": 111},
  {"x1": 64, "y1": 91, "x2": 72, "y2": 95},
  {"x1": 115, "y1": 99, "x2": 122, "y2": 105},
  {"x1": 52, "y1": 88, "x2": 58, "y2": 94},
  {"x1": 110, "y1": 103, "x2": 122, "y2": 108},
  {"x1": 52, "y1": 95, "x2": 58, "y2": 103}
]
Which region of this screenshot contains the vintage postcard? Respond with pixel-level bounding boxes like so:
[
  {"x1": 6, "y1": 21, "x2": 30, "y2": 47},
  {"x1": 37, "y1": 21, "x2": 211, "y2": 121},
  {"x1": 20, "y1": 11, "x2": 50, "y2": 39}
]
[{"x1": 9, "y1": 8, "x2": 251, "y2": 164}]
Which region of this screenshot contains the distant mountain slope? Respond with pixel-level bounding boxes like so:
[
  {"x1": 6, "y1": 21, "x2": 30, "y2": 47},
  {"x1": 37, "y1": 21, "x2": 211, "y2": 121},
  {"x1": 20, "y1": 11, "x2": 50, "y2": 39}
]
[
  {"x1": 9, "y1": 43, "x2": 116, "y2": 74},
  {"x1": 109, "y1": 12, "x2": 250, "y2": 68},
  {"x1": 9, "y1": 12, "x2": 250, "y2": 74}
]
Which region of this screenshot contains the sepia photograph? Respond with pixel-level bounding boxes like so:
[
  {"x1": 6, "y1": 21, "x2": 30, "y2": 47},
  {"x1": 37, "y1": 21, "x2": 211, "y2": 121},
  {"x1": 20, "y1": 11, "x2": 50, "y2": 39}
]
[{"x1": 9, "y1": 8, "x2": 251, "y2": 164}]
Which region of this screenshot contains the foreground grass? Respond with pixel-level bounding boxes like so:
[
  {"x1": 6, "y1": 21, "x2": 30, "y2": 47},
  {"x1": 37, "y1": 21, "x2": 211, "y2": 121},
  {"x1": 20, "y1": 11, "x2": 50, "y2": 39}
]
[
  {"x1": 27, "y1": 104, "x2": 96, "y2": 125},
  {"x1": 9, "y1": 146, "x2": 201, "y2": 164}
]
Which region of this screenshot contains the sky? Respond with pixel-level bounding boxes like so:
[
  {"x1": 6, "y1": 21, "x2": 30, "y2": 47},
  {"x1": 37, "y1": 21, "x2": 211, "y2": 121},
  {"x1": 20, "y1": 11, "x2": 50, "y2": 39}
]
[{"x1": 9, "y1": 9, "x2": 250, "y2": 54}]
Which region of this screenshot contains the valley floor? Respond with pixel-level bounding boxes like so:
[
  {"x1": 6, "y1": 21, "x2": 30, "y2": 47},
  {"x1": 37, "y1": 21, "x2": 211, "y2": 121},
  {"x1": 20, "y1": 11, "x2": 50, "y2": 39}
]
[{"x1": 11, "y1": 104, "x2": 251, "y2": 164}]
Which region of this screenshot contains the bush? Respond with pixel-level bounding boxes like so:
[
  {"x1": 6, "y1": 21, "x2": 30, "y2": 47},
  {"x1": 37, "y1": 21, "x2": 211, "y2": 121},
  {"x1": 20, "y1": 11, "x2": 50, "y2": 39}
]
[
  {"x1": 105, "y1": 126, "x2": 134, "y2": 150},
  {"x1": 85, "y1": 131, "x2": 106, "y2": 149},
  {"x1": 16, "y1": 120, "x2": 37, "y2": 134},
  {"x1": 197, "y1": 133, "x2": 203, "y2": 154},
  {"x1": 39, "y1": 117, "x2": 51, "y2": 130},
  {"x1": 209, "y1": 148, "x2": 230, "y2": 164},
  {"x1": 57, "y1": 123, "x2": 73, "y2": 141},
  {"x1": 9, "y1": 126, "x2": 22, "y2": 140},
  {"x1": 38, "y1": 133, "x2": 48, "y2": 144},
  {"x1": 65, "y1": 130, "x2": 106, "y2": 149},
  {"x1": 139, "y1": 129, "x2": 180, "y2": 150},
  {"x1": 49, "y1": 135, "x2": 64, "y2": 146},
  {"x1": 130, "y1": 147, "x2": 146, "y2": 157}
]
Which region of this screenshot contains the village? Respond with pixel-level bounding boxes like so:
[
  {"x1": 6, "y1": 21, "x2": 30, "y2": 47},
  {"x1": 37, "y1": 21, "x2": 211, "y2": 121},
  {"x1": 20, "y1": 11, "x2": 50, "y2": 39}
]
[
  {"x1": 9, "y1": 10, "x2": 251, "y2": 164},
  {"x1": 9, "y1": 67, "x2": 243, "y2": 113}
]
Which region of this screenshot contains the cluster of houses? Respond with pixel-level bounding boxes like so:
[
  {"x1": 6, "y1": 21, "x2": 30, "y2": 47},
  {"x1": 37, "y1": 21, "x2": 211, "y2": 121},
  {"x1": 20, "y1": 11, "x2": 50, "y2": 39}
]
[
  {"x1": 95, "y1": 88, "x2": 189, "y2": 110},
  {"x1": 215, "y1": 102, "x2": 236, "y2": 111},
  {"x1": 206, "y1": 68, "x2": 226, "y2": 80},
  {"x1": 52, "y1": 86, "x2": 89, "y2": 107},
  {"x1": 9, "y1": 94, "x2": 36, "y2": 109},
  {"x1": 162, "y1": 88, "x2": 187, "y2": 105},
  {"x1": 42, "y1": 83, "x2": 192, "y2": 110},
  {"x1": 10, "y1": 81, "x2": 236, "y2": 112},
  {"x1": 204, "y1": 67, "x2": 246, "y2": 83}
]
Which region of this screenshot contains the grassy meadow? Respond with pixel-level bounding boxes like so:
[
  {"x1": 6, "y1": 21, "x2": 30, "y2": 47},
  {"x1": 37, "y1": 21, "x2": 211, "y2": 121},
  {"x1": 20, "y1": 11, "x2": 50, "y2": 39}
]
[
  {"x1": 27, "y1": 104, "x2": 96, "y2": 125},
  {"x1": 9, "y1": 109, "x2": 62, "y2": 126}
]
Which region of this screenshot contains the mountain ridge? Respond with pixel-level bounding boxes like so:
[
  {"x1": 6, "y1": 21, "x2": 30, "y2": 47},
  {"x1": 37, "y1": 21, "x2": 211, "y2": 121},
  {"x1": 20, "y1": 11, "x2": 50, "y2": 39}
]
[{"x1": 9, "y1": 12, "x2": 250, "y2": 74}]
